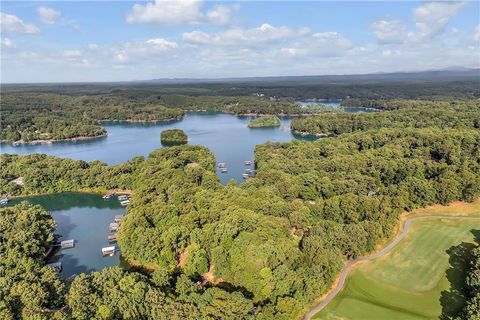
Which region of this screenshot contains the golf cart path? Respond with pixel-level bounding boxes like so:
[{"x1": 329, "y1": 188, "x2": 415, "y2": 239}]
[{"x1": 303, "y1": 215, "x2": 480, "y2": 320}]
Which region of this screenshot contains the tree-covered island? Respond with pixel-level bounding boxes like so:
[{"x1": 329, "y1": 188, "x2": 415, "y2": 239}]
[
  {"x1": 160, "y1": 129, "x2": 188, "y2": 145},
  {"x1": 248, "y1": 115, "x2": 281, "y2": 128}
]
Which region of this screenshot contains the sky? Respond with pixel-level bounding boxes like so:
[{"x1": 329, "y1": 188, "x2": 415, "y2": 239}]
[{"x1": 1, "y1": 0, "x2": 479, "y2": 83}]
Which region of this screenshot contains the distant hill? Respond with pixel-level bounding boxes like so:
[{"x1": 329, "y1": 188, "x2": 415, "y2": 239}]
[{"x1": 145, "y1": 68, "x2": 480, "y2": 84}]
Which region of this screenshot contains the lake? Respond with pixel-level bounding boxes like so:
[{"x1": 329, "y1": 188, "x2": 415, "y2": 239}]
[
  {"x1": 9, "y1": 192, "x2": 125, "y2": 278},
  {"x1": 1, "y1": 112, "x2": 315, "y2": 184}
]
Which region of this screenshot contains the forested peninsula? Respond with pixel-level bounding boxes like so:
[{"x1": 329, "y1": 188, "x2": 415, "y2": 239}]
[
  {"x1": 2, "y1": 122, "x2": 480, "y2": 319},
  {"x1": 291, "y1": 100, "x2": 480, "y2": 136}
]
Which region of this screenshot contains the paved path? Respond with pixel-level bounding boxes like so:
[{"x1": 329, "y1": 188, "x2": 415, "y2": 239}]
[{"x1": 303, "y1": 215, "x2": 480, "y2": 320}]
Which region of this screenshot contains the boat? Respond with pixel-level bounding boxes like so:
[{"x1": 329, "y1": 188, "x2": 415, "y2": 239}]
[
  {"x1": 102, "y1": 246, "x2": 116, "y2": 257},
  {"x1": 218, "y1": 162, "x2": 226, "y2": 168},
  {"x1": 245, "y1": 169, "x2": 251, "y2": 173},
  {"x1": 120, "y1": 199, "x2": 130, "y2": 206},
  {"x1": 242, "y1": 173, "x2": 249, "y2": 179},
  {"x1": 114, "y1": 215, "x2": 124, "y2": 223},
  {"x1": 118, "y1": 195, "x2": 128, "y2": 201},
  {"x1": 0, "y1": 198, "x2": 9, "y2": 205},
  {"x1": 244, "y1": 160, "x2": 252, "y2": 165},
  {"x1": 102, "y1": 194, "x2": 111, "y2": 199},
  {"x1": 220, "y1": 168, "x2": 228, "y2": 173}
]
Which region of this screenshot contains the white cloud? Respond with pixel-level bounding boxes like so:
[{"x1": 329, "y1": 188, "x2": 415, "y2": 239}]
[
  {"x1": 1, "y1": 38, "x2": 14, "y2": 48},
  {"x1": 183, "y1": 24, "x2": 309, "y2": 46},
  {"x1": 37, "y1": 6, "x2": 61, "y2": 25},
  {"x1": 371, "y1": 20, "x2": 407, "y2": 44},
  {"x1": 88, "y1": 38, "x2": 179, "y2": 63},
  {"x1": 411, "y1": 1, "x2": 466, "y2": 41},
  {"x1": 0, "y1": 12, "x2": 39, "y2": 34},
  {"x1": 62, "y1": 50, "x2": 82, "y2": 57},
  {"x1": 127, "y1": 0, "x2": 234, "y2": 26},
  {"x1": 474, "y1": 25, "x2": 480, "y2": 42},
  {"x1": 278, "y1": 32, "x2": 352, "y2": 58}
]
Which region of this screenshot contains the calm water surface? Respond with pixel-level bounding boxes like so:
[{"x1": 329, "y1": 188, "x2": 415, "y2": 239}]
[
  {"x1": 9, "y1": 192, "x2": 124, "y2": 278},
  {"x1": 1, "y1": 112, "x2": 314, "y2": 184}
]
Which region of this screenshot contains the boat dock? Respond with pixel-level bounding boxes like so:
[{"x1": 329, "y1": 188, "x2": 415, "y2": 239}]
[
  {"x1": 108, "y1": 234, "x2": 117, "y2": 243},
  {"x1": 109, "y1": 222, "x2": 119, "y2": 232},
  {"x1": 60, "y1": 239, "x2": 75, "y2": 249},
  {"x1": 102, "y1": 246, "x2": 116, "y2": 257},
  {"x1": 47, "y1": 262, "x2": 63, "y2": 272}
]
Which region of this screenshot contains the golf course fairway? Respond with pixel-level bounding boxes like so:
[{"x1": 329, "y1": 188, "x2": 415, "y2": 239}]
[{"x1": 313, "y1": 217, "x2": 480, "y2": 320}]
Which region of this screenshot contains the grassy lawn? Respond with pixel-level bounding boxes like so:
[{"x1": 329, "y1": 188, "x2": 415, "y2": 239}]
[{"x1": 314, "y1": 218, "x2": 480, "y2": 320}]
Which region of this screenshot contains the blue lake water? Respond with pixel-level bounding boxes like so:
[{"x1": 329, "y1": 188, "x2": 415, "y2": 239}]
[
  {"x1": 9, "y1": 192, "x2": 125, "y2": 278},
  {"x1": 1, "y1": 112, "x2": 315, "y2": 184}
]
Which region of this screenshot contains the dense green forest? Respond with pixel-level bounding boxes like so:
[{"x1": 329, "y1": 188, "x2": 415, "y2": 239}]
[
  {"x1": 2, "y1": 124, "x2": 479, "y2": 319},
  {"x1": 0, "y1": 203, "x2": 65, "y2": 319},
  {"x1": 291, "y1": 99, "x2": 480, "y2": 135},
  {"x1": 2, "y1": 69, "x2": 478, "y2": 99},
  {"x1": 161, "y1": 129, "x2": 188, "y2": 144},
  {"x1": 248, "y1": 116, "x2": 281, "y2": 128}
]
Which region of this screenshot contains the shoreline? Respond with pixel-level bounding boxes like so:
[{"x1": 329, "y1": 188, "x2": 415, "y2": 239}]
[
  {"x1": 6, "y1": 188, "x2": 133, "y2": 200},
  {"x1": 6, "y1": 133, "x2": 108, "y2": 146}
]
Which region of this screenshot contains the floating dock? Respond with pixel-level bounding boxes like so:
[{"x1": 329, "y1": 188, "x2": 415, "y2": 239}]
[{"x1": 60, "y1": 239, "x2": 75, "y2": 249}]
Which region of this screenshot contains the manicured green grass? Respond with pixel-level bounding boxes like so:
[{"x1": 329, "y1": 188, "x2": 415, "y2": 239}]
[{"x1": 314, "y1": 219, "x2": 480, "y2": 320}]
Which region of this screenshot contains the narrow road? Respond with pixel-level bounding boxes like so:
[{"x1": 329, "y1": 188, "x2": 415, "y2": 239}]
[{"x1": 303, "y1": 215, "x2": 480, "y2": 320}]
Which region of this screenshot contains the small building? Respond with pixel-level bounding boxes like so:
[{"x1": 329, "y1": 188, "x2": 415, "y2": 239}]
[
  {"x1": 102, "y1": 246, "x2": 116, "y2": 256},
  {"x1": 61, "y1": 239, "x2": 75, "y2": 249},
  {"x1": 109, "y1": 222, "x2": 119, "y2": 232}
]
